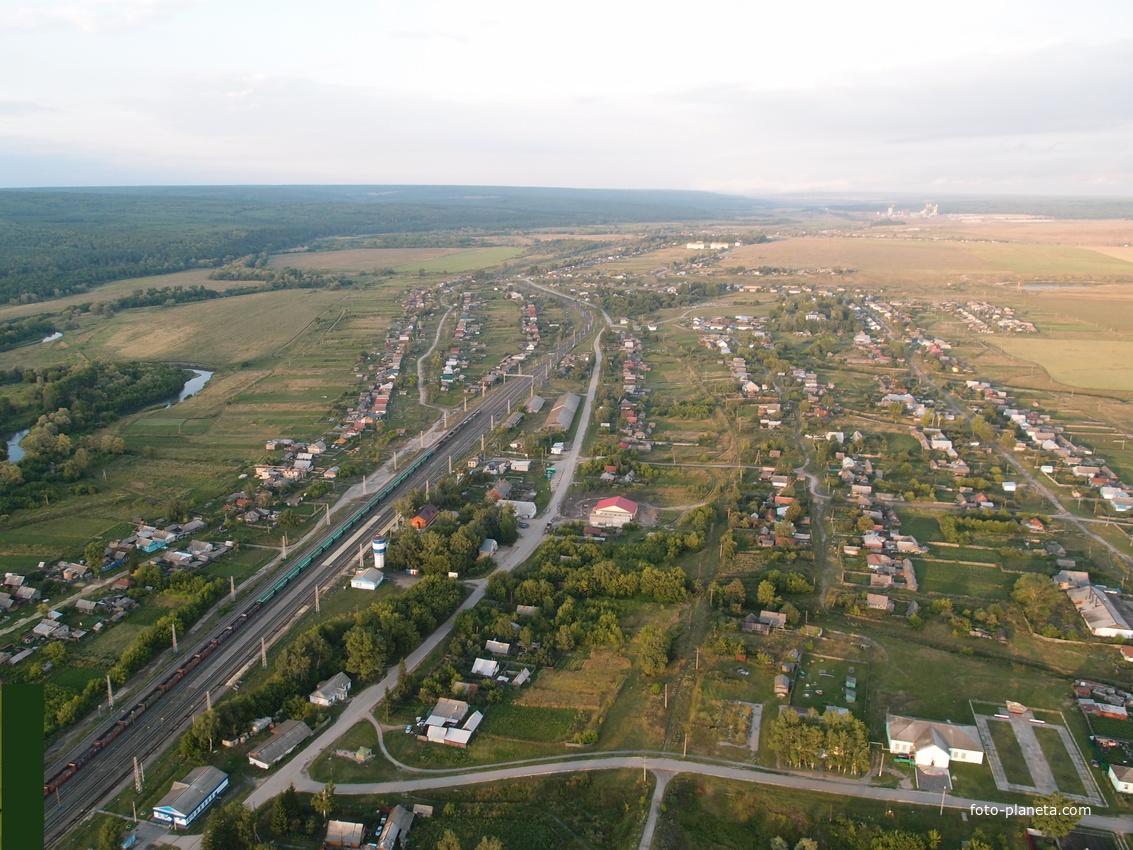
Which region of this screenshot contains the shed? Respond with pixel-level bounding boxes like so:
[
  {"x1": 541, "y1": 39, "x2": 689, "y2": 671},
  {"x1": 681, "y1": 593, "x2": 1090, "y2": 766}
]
[
  {"x1": 325, "y1": 819, "x2": 365, "y2": 848},
  {"x1": 248, "y1": 719, "x2": 312, "y2": 769}
]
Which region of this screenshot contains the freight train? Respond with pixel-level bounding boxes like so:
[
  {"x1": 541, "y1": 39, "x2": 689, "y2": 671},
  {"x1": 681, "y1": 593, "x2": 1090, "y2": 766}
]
[{"x1": 45, "y1": 411, "x2": 479, "y2": 799}]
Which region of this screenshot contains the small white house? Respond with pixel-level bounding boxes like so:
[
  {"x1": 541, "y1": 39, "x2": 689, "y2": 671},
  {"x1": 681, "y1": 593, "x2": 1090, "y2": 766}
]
[
  {"x1": 350, "y1": 567, "x2": 384, "y2": 591},
  {"x1": 1110, "y1": 764, "x2": 1133, "y2": 794},
  {"x1": 471, "y1": 657, "x2": 499, "y2": 677},
  {"x1": 309, "y1": 672, "x2": 352, "y2": 707}
]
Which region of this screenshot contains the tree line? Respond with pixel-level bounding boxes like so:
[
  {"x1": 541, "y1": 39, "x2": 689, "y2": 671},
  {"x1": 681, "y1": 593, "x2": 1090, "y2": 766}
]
[{"x1": 180, "y1": 575, "x2": 464, "y2": 760}]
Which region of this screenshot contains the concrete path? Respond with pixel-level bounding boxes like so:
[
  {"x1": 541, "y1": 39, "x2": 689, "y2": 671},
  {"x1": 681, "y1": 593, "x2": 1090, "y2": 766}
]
[
  {"x1": 638, "y1": 770, "x2": 674, "y2": 850},
  {"x1": 1009, "y1": 713, "x2": 1057, "y2": 794}
]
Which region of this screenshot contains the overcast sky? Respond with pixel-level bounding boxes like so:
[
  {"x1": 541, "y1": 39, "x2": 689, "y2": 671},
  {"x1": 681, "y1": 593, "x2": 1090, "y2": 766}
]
[{"x1": 2, "y1": 0, "x2": 1131, "y2": 195}]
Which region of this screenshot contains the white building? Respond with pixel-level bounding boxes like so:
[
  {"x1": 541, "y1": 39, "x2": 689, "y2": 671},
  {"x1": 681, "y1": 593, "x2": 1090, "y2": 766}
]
[
  {"x1": 588, "y1": 496, "x2": 639, "y2": 528},
  {"x1": 350, "y1": 567, "x2": 384, "y2": 591},
  {"x1": 886, "y1": 715, "x2": 985, "y2": 768},
  {"x1": 309, "y1": 672, "x2": 352, "y2": 707},
  {"x1": 1110, "y1": 764, "x2": 1133, "y2": 794}
]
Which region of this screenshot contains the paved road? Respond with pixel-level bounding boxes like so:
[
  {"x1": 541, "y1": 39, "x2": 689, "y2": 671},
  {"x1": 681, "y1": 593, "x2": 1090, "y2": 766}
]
[{"x1": 245, "y1": 754, "x2": 1133, "y2": 837}]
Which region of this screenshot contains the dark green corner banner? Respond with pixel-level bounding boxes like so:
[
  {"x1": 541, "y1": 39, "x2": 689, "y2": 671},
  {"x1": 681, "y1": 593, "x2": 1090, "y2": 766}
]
[{"x1": 2, "y1": 684, "x2": 45, "y2": 848}]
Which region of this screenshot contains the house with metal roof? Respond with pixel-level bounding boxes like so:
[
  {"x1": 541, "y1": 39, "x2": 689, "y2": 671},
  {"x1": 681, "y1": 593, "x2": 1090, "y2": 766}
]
[
  {"x1": 151, "y1": 766, "x2": 228, "y2": 828},
  {"x1": 248, "y1": 719, "x2": 312, "y2": 769}
]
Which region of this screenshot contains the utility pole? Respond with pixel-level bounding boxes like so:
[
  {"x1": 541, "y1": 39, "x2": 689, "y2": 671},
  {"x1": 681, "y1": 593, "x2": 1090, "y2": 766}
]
[
  {"x1": 107, "y1": 674, "x2": 114, "y2": 708},
  {"x1": 393, "y1": 450, "x2": 397, "y2": 471},
  {"x1": 325, "y1": 503, "x2": 330, "y2": 526},
  {"x1": 261, "y1": 637, "x2": 268, "y2": 669},
  {"x1": 448, "y1": 455, "x2": 452, "y2": 474},
  {"x1": 230, "y1": 575, "x2": 236, "y2": 603},
  {"x1": 315, "y1": 584, "x2": 320, "y2": 614},
  {"x1": 133, "y1": 757, "x2": 143, "y2": 792},
  {"x1": 206, "y1": 689, "x2": 212, "y2": 712},
  {"x1": 362, "y1": 476, "x2": 367, "y2": 495},
  {"x1": 171, "y1": 621, "x2": 178, "y2": 655},
  {"x1": 281, "y1": 534, "x2": 288, "y2": 559}
]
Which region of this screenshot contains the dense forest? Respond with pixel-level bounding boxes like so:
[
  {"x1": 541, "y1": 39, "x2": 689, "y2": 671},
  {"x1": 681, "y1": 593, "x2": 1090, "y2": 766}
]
[
  {"x1": 0, "y1": 314, "x2": 55, "y2": 351},
  {"x1": 0, "y1": 186, "x2": 767, "y2": 304}
]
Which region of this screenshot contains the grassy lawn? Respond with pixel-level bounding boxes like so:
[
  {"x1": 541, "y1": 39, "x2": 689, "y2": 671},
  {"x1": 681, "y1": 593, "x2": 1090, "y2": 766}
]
[
  {"x1": 478, "y1": 703, "x2": 580, "y2": 743},
  {"x1": 917, "y1": 560, "x2": 1015, "y2": 599},
  {"x1": 987, "y1": 720, "x2": 1035, "y2": 787},
  {"x1": 1033, "y1": 725, "x2": 1088, "y2": 797},
  {"x1": 307, "y1": 720, "x2": 384, "y2": 784}
]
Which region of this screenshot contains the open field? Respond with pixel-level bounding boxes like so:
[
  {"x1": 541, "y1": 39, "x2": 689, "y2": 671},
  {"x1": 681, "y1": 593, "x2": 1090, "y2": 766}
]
[
  {"x1": 0, "y1": 268, "x2": 228, "y2": 321},
  {"x1": 995, "y1": 338, "x2": 1133, "y2": 392},
  {"x1": 917, "y1": 560, "x2": 1015, "y2": 599},
  {"x1": 268, "y1": 247, "x2": 469, "y2": 271},
  {"x1": 393, "y1": 246, "x2": 523, "y2": 273},
  {"x1": 731, "y1": 235, "x2": 1133, "y2": 281}
]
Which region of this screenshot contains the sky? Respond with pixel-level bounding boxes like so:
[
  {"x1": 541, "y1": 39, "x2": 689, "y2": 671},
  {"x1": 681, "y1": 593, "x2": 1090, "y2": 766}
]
[{"x1": 2, "y1": 0, "x2": 1132, "y2": 196}]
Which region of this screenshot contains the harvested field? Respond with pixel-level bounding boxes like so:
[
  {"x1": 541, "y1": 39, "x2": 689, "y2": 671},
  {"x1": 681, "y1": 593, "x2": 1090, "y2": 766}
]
[{"x1": 269, "y1": 247, "x2": 467, "y2": 271}]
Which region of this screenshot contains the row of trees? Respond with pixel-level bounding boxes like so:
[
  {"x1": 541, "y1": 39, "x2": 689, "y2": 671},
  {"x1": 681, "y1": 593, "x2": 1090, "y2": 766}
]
[
  {"x1": 766, "y1": 709, "x2": 871, "y2": 774},
  {"x1": 39, "y1": 574, "x2": 228, "y2": 736},
  {"x1": 180, "y1": 576, "x2": 463, "y2": 759}
]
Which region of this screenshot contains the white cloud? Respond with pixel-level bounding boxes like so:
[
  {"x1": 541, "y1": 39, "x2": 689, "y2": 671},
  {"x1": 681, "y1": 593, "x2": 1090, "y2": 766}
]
[{"x1": 0, "y1": 0, "x2": 202, "y2": 33}]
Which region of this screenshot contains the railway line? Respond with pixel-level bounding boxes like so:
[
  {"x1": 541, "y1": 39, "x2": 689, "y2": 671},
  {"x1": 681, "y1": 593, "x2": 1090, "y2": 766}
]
[{"x1": 43, "y1": 328, "x2": 575, "y2": 847}]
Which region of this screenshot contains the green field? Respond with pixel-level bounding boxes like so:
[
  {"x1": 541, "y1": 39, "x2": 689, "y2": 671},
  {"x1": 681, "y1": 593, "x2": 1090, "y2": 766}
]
[
  {"x1": 997, "y1": 338, "x2": 1133, "y2": 391},
  {"x1": 986, "y1": 720, "x2": 1035, "y2": 787},
  {"x1": 308, "y1": 721, "x2": 382, "y2": 783},
  {"x1": 1033, "y1": 725, "x2": 1088, "y2": 797},
  {"x1": 479, "y1": 702, "x2": 580, "y2": 743},
  {"x1": 917, "y1": 560, "x2": 1014, "y2": 599},
  {"x1": 392, "y1": 246, "x2": 523, "y2": 274}
]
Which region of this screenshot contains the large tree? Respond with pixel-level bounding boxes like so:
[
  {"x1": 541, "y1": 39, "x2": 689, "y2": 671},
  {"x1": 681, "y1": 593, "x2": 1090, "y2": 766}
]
[{"x1": 1031, "y1": 793, "x2": 1081, "y2": 839}]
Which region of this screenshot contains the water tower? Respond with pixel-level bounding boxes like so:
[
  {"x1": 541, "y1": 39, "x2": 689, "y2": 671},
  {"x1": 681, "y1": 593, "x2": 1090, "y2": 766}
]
[{"x1": 372, "y1": 535, "x2": 387, "y2": 570}]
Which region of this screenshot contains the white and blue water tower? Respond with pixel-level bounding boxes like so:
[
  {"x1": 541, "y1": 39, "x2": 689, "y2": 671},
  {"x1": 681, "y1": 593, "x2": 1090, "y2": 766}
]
[{"x1": 372, "y1": 535, "x2": 388, "y2": 570}]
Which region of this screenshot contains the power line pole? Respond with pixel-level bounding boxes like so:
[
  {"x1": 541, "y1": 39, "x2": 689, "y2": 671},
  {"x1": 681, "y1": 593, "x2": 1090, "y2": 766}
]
[{"x1": 261, "y1": 637, "x2": 268, "y2": 669}]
